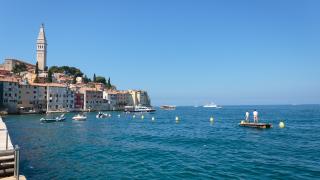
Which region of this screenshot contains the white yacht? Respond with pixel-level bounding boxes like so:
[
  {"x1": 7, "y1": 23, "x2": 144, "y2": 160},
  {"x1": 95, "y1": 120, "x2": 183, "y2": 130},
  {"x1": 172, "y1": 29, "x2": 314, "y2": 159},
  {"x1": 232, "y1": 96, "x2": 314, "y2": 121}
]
[
  {"x1": 125, "y1": 105, "x2": 156, "y2": 112},
  {"x1": 203, "y1": 102, "x2": 222, "y2": 108}
]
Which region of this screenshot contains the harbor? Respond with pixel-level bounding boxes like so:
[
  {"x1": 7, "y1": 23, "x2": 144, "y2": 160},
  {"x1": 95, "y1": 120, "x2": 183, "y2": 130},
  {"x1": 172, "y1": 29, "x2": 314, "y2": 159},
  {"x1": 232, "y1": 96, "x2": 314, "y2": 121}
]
[{"x1": 3, "y1": 105, "x2": 320, "y2": 179}]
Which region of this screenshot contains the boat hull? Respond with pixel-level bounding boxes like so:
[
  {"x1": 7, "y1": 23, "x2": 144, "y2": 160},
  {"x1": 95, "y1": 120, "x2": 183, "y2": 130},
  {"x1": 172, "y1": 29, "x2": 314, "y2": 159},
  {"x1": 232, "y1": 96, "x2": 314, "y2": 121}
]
[
  {"x1": 129, "y1": 109, "x2": 156, "y2": 113},
  {"x1": 40, "y1": 118, "x2": 65, "y2": 123},
  {"x1": 239, "y1": 122, "x2": 272, "y2": 129}
]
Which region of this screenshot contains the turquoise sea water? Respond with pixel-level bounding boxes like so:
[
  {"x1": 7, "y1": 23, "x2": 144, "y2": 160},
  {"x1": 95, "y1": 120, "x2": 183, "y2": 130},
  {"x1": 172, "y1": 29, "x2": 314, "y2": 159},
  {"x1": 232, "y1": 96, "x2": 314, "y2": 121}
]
[{"x1": 4, "y1": 105, "x2": 320, "y2": 179}]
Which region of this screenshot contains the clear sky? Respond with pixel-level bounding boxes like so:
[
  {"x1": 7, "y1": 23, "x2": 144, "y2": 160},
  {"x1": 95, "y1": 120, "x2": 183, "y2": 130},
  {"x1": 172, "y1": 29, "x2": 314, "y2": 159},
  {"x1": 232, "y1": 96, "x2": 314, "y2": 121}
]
[{"x1": 0, "y1": 0, "x2": 319, "y2": 105}]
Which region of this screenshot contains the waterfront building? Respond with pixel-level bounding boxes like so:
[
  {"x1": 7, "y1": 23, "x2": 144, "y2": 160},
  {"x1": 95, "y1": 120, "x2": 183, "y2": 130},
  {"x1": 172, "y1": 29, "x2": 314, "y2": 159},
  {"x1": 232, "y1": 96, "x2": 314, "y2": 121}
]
[
  {"x1": 81, "y1": 87, "x2": 109, "y2": 111},
  {"x1": 36, "y1": 24, "x2": 47, "y2": 71},
  {"x1": 47, "y1": 84, "x2": 74, "y2": 112},
  {"x1": 0, "y1": 77, "x2": 19, "y2": 113},
  {"x1": 17, "y1": 82, "x2": 47, "y2": 113},
  {"x1": 103, "y1": 90, "x2": 133, "y2": 110},
  {"x1": 128, "y1": 90, "x2": 151, "y2": 107},
  {"x1": 74, "y1": 92, "x2": 84, "y2": 110}
]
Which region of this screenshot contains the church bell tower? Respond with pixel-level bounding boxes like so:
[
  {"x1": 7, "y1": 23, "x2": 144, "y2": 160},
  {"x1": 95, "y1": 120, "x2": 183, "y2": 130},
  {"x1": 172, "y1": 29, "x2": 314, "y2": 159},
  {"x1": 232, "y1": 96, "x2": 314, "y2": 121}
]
[{"x1": 36, "y1": 23, "x2": 47, "y2": 71}]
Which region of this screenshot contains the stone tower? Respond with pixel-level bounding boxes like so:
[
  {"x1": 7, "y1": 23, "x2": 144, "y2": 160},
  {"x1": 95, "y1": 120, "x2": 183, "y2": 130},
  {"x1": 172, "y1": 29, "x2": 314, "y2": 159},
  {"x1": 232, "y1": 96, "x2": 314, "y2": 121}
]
[{"x1": 36, "y1": 23, "x2": 47, "y2": 71}]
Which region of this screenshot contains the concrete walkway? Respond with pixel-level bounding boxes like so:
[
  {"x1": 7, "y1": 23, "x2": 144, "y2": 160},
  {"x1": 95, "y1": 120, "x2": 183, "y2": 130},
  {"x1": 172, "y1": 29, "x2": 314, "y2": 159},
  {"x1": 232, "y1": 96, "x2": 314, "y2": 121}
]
[
  {"x1": 1, "y1": 175, "x2": 27, "y2": 180},
  {"x1": 0, "y1": 116, "x2": 26, "y2": 180},
  {"x1": 0, "y1": 117, "x2": 13, "y2": 150}
]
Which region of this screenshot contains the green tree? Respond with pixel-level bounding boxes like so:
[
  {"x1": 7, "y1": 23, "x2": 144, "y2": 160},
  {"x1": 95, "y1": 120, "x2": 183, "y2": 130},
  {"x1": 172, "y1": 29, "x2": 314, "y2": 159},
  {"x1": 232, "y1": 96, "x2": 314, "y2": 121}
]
[
  {"x1": 95, "y1": 76, "x2": 106, "y2": 84},
  {"x1": 33, "y1": 75, "x2": 40, "y2": 83},
  {"x1": 72, "y1": 76, "x2": 77, "y2": 84},
  {"x1": 35, "y1": 62, "x2": 39, "y2": 75},
  {"x1": 12, "y1": 64, "x2": 27, "y2": 74},
  {"x1": 93, "y1": 73, "x2": 96, "y2": 82},
  {"x1": 83, "y1": 75, "x2": 91, "y2": 83},
  {"x1": 47, "y1": 70, "x2": 53, "y2": 83},
  {"x1": 107, "y1": 77, "x2": 111, "y2": 89}
]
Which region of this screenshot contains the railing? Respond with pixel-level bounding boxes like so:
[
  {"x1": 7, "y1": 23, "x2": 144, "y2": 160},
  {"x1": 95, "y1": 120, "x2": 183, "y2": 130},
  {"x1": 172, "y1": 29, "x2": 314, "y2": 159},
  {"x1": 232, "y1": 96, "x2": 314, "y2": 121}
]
[{"x1": 0, "y1": 146, "x2": 20, "y2": 179}]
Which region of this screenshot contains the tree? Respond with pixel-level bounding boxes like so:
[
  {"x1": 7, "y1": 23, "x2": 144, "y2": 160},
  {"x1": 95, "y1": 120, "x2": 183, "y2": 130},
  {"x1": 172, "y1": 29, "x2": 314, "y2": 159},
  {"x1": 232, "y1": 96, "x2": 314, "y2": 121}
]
[
  {"x1": 47, "y1": 70, "x2": 53, "y2": 83},
  {"x1": 107, "y1": 77, "x2": 111, "y2": 89},
  {"x1": 72, "y1": 76, "x2": 77, "y2": 84},
  {"x1": 95, "y1": 76, "x2": 106, "y2": 84},
  {"x1": 12, "y1": 64, "x2": 27, "y2": 74},
  {"x1": 93, "y1": 73, "x2": 96, "y2": 82},
  {"x1": 83, "y1": 75, "x2": 91, "y2": 83},
  {"x1": 33, "y1": 75, "x2": 40, "y2": 83},
  {"x1": 35, "y1": 62, "x2": 39, "y2": 75}
]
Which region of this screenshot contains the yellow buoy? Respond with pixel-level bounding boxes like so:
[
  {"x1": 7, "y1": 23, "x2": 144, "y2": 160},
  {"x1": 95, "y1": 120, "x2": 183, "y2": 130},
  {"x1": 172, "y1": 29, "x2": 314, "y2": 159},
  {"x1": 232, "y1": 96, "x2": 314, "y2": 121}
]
[
  {"x1": 210, "y1": 117, "x2": 214, "y2": 122},
  {"x1": 151, "y1": 117, "x2": 155, "y2": 121},
  {"x1": 141, "y1": 115, "x2": 144, "y2": 119},
  {"x1": 279, "y1": 121, "x2": 285, "y2": 128}
]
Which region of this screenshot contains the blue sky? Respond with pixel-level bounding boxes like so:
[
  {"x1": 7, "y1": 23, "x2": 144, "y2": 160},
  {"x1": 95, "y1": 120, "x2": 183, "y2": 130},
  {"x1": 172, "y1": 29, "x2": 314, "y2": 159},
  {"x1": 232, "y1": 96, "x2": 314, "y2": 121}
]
[{"x1": 0, "y1": 0, "x2": 319, "y2": 105}]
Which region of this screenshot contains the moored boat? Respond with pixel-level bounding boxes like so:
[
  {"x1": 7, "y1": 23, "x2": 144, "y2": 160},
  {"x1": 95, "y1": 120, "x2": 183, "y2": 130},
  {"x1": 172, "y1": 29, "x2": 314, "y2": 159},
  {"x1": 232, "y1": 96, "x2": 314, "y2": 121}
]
[
  {"x1": 40, "y1": 114, "x2": 66, "y2": 123},
  {"x1": 239, "y1": 121, "x2": 272, "y2": 129},
  {"x1": 203, "y1": 102, "x2": 222, "y2": 108},
  {"x1": 96, "y1": 112, "x2": 108, "y2": 119},
  {"x1": 72, "y1": 114, "x2": 87, "y2": 121},
  {"x1": 160, "y1": 105, "x2": 176, "y2": 110},
  {"x1": 125, "y1": 105, "x2": 156, "y2": 112}
]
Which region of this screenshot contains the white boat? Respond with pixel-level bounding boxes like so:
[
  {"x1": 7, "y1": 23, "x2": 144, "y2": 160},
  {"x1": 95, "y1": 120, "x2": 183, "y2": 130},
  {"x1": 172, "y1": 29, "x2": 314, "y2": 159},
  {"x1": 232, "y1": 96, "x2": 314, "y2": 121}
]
[
  {"x1": 72, "y1": 114, "x2": 87, "y2": 121},
  {"x1": 203, "y1": 102, "x2": 222, "y2": 108},
  {"x1": 125, "y1": 105, "x2": 156, "y2": 112},
  {"x1": 40, "y1": 114, "x2": 66, "y2": 123},
  {"x1": 160, "y1": 105, "x2": 176, "y2": 110},
  {"x1": 96, "y1": 112, "x2": 108, "y2": 119}
]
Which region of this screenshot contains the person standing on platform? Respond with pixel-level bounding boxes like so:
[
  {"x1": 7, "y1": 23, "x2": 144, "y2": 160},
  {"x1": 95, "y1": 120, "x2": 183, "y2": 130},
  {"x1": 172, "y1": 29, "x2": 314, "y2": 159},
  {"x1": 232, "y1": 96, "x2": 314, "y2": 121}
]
[
  {"x1": 245, "y1": 111, "x2": 250, "y2": 122},
  {"x1": 253, "y1": 109, "x2": 259, "y2": 123}
]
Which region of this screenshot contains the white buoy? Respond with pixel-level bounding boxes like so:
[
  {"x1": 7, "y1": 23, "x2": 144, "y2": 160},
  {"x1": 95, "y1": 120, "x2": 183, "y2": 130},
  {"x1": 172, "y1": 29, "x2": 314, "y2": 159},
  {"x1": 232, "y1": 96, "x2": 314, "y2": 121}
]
[
  {"x1": 118, "y1": 114, "x2": 120, "y2": 118},
  {"x1": 141, "y1": 115, "x2": 144, "y2": 119},
  {"x1": 133, "y1": 115, "x2": 136, "y2": 119},
  {"x1": 210, "y1": 117, "x2": 214, "y2": 122},
  {"x1": 108, "y1": 114, "x2": 111, "y2": 117},
  {"x1": 175, "y1": 116, "x2": 179, "y2": 121},
  {"x1": 279, "y1": 121, "x2": 285, "y2": 128},
  {"x1": 151, "y1": 117, "x2": 155, "y2": 121}
]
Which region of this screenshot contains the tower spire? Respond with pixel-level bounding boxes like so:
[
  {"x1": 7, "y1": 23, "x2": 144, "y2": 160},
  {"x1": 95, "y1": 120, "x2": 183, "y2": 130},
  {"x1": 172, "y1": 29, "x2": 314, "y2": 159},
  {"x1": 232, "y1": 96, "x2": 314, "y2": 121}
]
[{"x1": 36, "y1": 23, "x2": 47, "y2": 71}]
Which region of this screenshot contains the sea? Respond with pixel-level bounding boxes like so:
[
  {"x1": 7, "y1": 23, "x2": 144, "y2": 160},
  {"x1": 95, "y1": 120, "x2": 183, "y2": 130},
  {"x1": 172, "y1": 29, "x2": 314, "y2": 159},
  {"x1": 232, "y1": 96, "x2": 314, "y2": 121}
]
[{"x1": 4, "y1": 105, "x2": 320, "y2": 179}]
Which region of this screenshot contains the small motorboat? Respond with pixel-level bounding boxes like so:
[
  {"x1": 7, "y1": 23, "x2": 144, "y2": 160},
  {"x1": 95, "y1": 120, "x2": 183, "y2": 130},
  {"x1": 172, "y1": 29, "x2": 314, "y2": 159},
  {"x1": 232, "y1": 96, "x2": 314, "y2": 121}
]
[
  {"x1": 96, "y1": 112, "x2": 108, "y2": 119},
  {"x1": 72, "y1": 114, "x2": 87, "y2": 121},
  {"x1": 40, "y1": 114, "x2": 66, "y2": 123}
]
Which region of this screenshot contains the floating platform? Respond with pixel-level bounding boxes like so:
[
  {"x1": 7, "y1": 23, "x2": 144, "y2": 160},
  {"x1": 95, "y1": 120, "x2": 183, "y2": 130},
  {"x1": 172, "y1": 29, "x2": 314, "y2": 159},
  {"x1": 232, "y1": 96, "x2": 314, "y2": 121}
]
[{"x1": 239, "y1": 121, "x2": 272, "y2": 129}]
